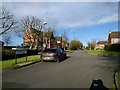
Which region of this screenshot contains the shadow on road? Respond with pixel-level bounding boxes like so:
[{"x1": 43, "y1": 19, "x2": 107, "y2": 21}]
[
  {"x1": 42, "y1": 56, "x2": 70, "y2": 63},
  {"x1": 99, "y1": 56, "x2": 119, "y2": 71},
  {"x1": 90, "y1": 79, "x2": 109, "y2": 90},
  {"x1": 2, "y1": 81, "x2": 29, "y2": 88},
  {"x1": 59, "y1": 56, "x2": 70, "y2": 62}
]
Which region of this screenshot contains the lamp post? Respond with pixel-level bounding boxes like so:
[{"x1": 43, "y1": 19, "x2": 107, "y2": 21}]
[{"x1": 41, "y1": 22, "x2": 47, "y2": 50}]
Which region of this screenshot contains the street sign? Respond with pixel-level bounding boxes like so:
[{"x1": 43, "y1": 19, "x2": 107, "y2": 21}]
[
  {"x1": 16, "y1": 50, "x2": 27, "y2": 54},
  {"x1": 15, "y1": 50, "x2": 27, "y2": 64}
]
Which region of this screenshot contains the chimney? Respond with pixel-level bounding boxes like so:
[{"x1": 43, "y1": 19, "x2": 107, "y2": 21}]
[{"x1": 109, "y1": 29, "x2": 111, "y2": 34}]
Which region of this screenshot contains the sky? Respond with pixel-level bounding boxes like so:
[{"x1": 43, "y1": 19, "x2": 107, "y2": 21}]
[{"x1": 1, "y1": 1, "x2": 118, "y2": 46}]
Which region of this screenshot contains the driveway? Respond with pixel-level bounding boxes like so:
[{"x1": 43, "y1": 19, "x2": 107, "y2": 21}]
[{"x1": 2, "y1": 50, "x2": 118, "y2": 88}]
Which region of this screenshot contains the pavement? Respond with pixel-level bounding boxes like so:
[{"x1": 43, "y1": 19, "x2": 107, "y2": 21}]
[
  {"x1": 16, "y1": 62, "x2": 37, "y2": 69},
  {"x1": 2, "y1": 50, "x2": 118, "y2": 88}
]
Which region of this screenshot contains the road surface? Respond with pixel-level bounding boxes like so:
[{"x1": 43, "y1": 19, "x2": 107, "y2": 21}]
[{"x1": 2, "y1": 50, "x2": 118, "y2": 88}]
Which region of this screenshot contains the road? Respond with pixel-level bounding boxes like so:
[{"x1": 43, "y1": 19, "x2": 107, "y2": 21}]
[{"x1": 2, "y1": 50, "x2": 118, "y2": 88}]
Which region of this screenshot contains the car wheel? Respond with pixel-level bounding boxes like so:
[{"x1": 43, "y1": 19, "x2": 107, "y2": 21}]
[
  {"x1": 56, "y1": 57, "x2": 60, "y2": 63},
  {"x1": 40, "y1": 59, "x2": 44, "y2": 62},
  {"x1": 64, "y1": 54, "x2": 67, "y2": 59}
]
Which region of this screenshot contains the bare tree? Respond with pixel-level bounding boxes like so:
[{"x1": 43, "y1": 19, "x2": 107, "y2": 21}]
[
  {"x1": 87, "y1": 39, "x2": 96, "y2": 50},
  {"x1": 62, "y1": 31, "x2": 69, "y2": 50},
  {"x1": 15, "y1": 16, "x2": 43, "y2": 49},
  {"x1": 0, "y1": 8, "x2": 17, "y2": 35},
  {"x1": 3, "y1": 35, "x2": 12, "y2": 46}
]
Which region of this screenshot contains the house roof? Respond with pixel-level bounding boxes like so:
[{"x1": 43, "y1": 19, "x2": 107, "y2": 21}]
[
  {"x1": 23, "y1": 28, "x2": 54, "y2": 39},
  {"x1": 97, "y1": 41, "x2": 107, "y2": 44},
  {"x1": 109, "y1": 32, "x2": 120, "y2": 38},
  {"x1": 44, "y1": 31, "x2": 54, "y2": 38},
  {"x1": 54, "y1": 37, "x2": 62, "y2": 41}
]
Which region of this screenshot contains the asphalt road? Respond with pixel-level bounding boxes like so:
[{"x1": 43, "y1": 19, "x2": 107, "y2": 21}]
[{"x1": 2, "y1": 50, "x2": 118, "y2": 88}]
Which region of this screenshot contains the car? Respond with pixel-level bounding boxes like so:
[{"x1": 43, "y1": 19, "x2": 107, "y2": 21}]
[{"x1": 40, "y1": 48, "x2": 67, "y2": 62}]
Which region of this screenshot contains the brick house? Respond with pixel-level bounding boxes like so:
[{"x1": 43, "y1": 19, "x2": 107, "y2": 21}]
[
  {"x1": 95, "y1": 41, "x2": 107, "y2": 50},
  {"x1": 23, "y1": 28, "x2": 54, "y2": 49},
  {"x1": 43, "y1": 31, "x2": 54, "y2": 48},
  {"x1": 53, "y1": 37, "x2": 62, "y2": 48},
  {"x1": 62, "y1": 39, "x2": 69, "y2": 50},
  {"x1": 0, "y1": 41, "x2": 4, "y2": 50},
  {"x1": 108, "y1": 31, "x2": 120, "y2": 44}
]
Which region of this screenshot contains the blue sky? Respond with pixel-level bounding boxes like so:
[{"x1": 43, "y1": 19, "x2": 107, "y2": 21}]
[{"x1": 2, "y1": 1, "x2": 118, "y2": 46}]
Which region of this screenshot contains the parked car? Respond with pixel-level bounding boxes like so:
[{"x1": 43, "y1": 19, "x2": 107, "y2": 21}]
[{"x1": 40, "y1": 48, "x2": 67, "y2": 62}]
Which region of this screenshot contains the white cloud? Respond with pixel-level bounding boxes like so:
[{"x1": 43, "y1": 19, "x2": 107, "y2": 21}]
[
  {"x1": 97, "y1": 14, "x2": 118, "y2": 24},
  {"x1": 2, "y1": 2, "x2": 118, "y2": 30},
  {"x1": 2, "y1": 0, "x2": 120, "y2": 2}
]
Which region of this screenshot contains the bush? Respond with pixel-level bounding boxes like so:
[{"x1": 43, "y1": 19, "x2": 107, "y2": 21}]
[
  {"x1": 27, "y1": 50, "x2": 39, "y2": 56},
  {"x1": 70, "y1": 40, "x2": 83, "y2": 50},
  {"x1": 2, "y1": 50, "x2": 16, "y2": 60},
  {"x1": 2, "y1": 50, "x2": 39, "y2": 61},
  {"x1": 105, "y1": 44, "x2": 120, "y2": 51}
]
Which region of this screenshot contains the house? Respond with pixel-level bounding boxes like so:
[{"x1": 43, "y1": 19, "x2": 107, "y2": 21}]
[
  {"x1": 0, "y1": 41, "x2": 4, "y2": 50},
  {"x1": 95, "y1": 41, "x2": 107, "y2": 50},
  {"x1": 62, "y1": 39, "x2": 69, "y2": 50},
  {"x1": 108, "y1": 31, "x2": 120, "y2": 44},
  {"x1": 53, "y1": 37, "x2": 62, "y2": 48},
  {"x1": 23, "y1": 28, "x2": 54, "y2": 49},
  {"x1": 43, "y1": 31, "x2": 54, "y2": 48}
]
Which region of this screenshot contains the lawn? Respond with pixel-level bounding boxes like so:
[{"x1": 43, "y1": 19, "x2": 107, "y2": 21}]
[
  {"x1": 87, "y1": 50, "x2": 120, "y2": 57},
  {"x1": 1, "y1": 55, "x2": 40, "y2": 70},
  {"x1": 118, "y1": 70, "x2": 120, "y2": 88}
]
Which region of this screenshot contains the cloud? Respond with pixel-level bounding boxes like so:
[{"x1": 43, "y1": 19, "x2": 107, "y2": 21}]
[
  {"x1": 2, "y1": 0, "x2": 119, "y2": 2},
  {"x1": 97, "y1": 14, "x2": 118, "y2": 24},
  {"x1": 2, "y1": 2, "x2": 118, "y2": 30}
]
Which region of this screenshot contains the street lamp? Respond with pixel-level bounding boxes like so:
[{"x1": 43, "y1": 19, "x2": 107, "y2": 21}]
[
  {"x1": 41, "y1": 22, "x2": 47, "y2": 49},
  {"x1": 43, "y1": 22, "x2": 47, "y2": 26}
]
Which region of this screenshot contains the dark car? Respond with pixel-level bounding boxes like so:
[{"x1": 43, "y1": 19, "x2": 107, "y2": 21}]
[{"x1": 40, "y1": 48, "x2": 67, "y2": 62}]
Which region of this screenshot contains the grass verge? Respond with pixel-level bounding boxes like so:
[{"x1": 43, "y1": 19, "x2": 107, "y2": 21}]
[
  {"x1": 1, "y1": 55, "x2": 40, "y2": 70},
  {"x1": 87, "y1": 50, "x2": 120, "y2": 57},
  {"x1": 118, "y1": 70, "x2": 120, "y2": 88},
  {"x1": 88, "y1": 50, "x2": 120, "y2": 89}
]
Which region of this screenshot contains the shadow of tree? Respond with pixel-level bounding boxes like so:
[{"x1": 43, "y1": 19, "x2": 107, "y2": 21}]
[{"x1": 2, "y1": 81, "x2": 29, "y2": 88}]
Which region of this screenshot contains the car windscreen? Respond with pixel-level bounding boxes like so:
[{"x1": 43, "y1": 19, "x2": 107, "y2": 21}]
[{"x1": 43, "y1": 49, "x2": 57, "y2": 53}]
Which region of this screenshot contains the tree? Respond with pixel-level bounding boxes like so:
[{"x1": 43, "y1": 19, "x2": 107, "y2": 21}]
[
  {"x1": 15, "y1": 16, "x2": 43, "y2": 49},
  {"x1": 3, "y1": 35, "x2": 12, "y2": 46},
  {"x1": 87, "y1": 39, "x2": 96, "y2": 50},
  {"x1": 70, "y1": 40, "x2": 83, "y2": 50},
  {"x1": 0, "y1": 8, "x2": 17, "y2": 35},
  {"x1": 62, "y1": 31, "x2": 69, "y2": 50}
]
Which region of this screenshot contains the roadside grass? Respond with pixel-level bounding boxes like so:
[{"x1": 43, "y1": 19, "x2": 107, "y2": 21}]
[
  {"x1": 1, "y1": 55, "x2": 40, "y2": 70},
  {"x1": 88, "y1": 50, "x2": 120, "y2": 89},
  {"x1": 87, "y1": 50, "x2": 120, "y2": 57},
  {"x1": 118, "y1": 70, "x2": 120, "y2": 88}
]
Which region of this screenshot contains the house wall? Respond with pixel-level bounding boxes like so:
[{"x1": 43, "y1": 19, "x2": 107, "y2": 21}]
[
  {"x1": 111, "y1": 38, "x2": 120, "y2": 44},
  {"x1": 0, "y1": 41, "x2": 4, "y2": 50},
  {"x1": 95, "y1": 44, "x2": 105, "y2": 49}
]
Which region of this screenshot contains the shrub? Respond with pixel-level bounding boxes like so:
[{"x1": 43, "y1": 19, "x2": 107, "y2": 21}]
[
  {"x1": 105, "y1": 44, "x2": 120, "y2": 51},
  {"x1": 27, "y1": 50, "x2": 39, "y2": 56},
  {"x1": 2, "y1": 50, "x2": 39, "y2": 61},
  {"x1": 70, "y1": 40, "x2": 83, "y2": 50},
  {"x1": 2, "y1": 50, "x2": 16, "y2": 60}
]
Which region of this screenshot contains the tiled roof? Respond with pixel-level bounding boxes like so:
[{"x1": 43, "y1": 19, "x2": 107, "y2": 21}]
[
  {"x1": 54, "y1": 37, "x2": 62, "y2": 41},
  {"x1": 44, "y1": 31, "x2": 54, "y2": 38},
  {"x1": 97, "y1": 41, "x2": 107, "y2": 44},
  {"x1": 109, "y1": 32, "x2": 120, "y2": 38}
]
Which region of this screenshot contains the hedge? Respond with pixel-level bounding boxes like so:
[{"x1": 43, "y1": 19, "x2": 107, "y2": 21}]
[
  {"x1": 2, "y1": 50, "x2": 39, "y2": 61},
  {"x1": 105, "y1": 44, "x2": 120, "y2": 51}
]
